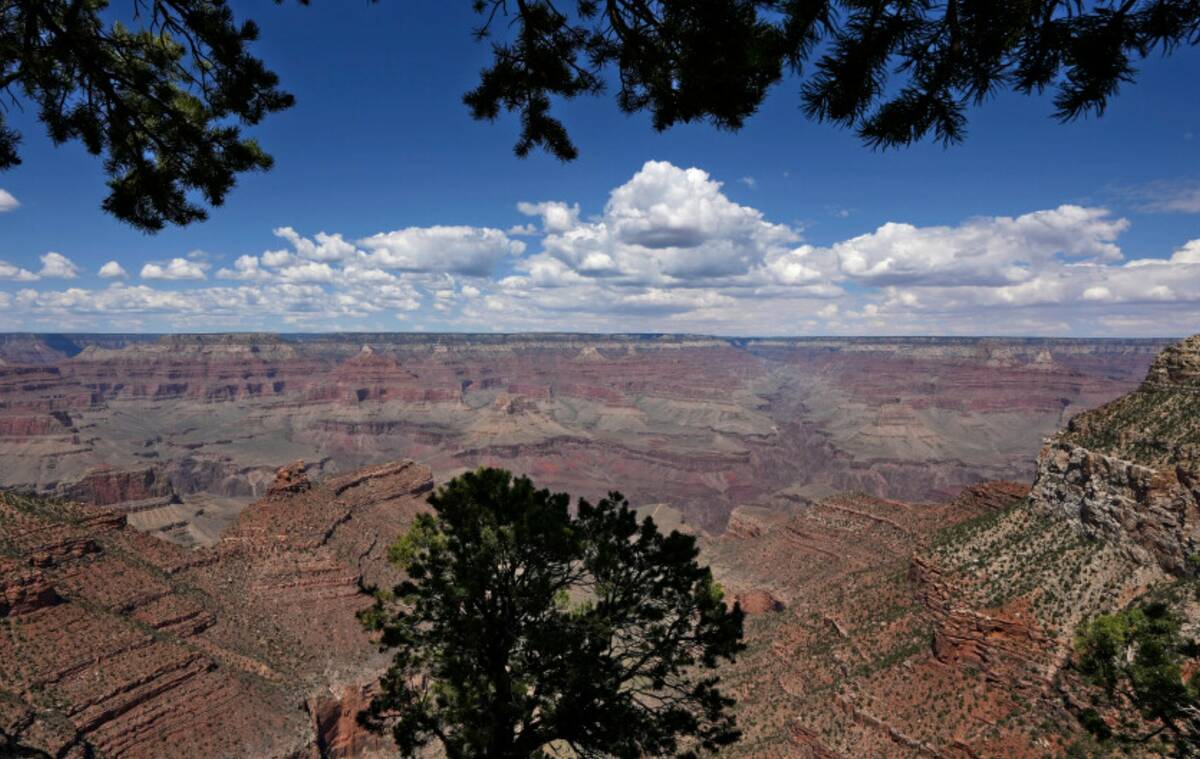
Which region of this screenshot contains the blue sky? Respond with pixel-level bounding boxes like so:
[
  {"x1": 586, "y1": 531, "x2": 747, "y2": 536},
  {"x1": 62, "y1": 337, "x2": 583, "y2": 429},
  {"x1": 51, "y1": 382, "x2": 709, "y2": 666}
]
[{"x1": 0, "y1": 2, "x2": 1198, "y2": 336}]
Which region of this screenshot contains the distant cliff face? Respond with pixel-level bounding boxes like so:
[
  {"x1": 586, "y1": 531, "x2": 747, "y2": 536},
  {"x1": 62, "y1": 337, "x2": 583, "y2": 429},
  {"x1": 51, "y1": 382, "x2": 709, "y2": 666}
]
[
  {"x1": 1031, "y1": 334, "x2": 1200, "y2": 574},
  {"x1": 0, "y1": 333, "x2": 1169, "y2": 539}
]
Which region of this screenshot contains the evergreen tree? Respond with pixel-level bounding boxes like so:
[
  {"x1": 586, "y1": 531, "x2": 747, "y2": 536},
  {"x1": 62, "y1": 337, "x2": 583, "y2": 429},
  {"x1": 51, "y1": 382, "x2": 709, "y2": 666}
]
[
  {"x1": 359, "y1": 467, "x2": 745, "y2": 759},
  {"x1": 1074, "y1": 599, "x2": 1200, "y2": 756},
  {"x1": 0, "y1": 0, "x2": 293, "y2": 231},
  {"x1": 463, "y1": 0, "x2": 1200, "y2": 160}
]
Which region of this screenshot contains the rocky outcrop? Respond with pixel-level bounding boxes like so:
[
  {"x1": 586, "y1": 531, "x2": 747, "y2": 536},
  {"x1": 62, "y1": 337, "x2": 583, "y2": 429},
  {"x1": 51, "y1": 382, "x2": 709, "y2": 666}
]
[
  {"x1": 734, "y1": 588, "x2": 785, "y2": 614},
  {"x1": 704, "y1": 483, "x2": 1079, "y2": 757},
  {"x1": 308, "y1": 682, "x2": 392, "y2": 759},
  {"x1": 910, "y1": 555, "x2": 1053, "y2": 696},
  {"x1": 1031, "y1": 441, "x2": 1199, "y2": 573},
  {"x1": 266, "y1": 459, "x2": 312, "y2": 497},
  {"x1": 0, "y1": 459, "x2": 433, "y2": 758},
  {"x1": 57, "y1": 465, "x2": 176, "y2": 508},
  {"x1": 0, "y1": 562, "x2": 60, "y2": 616},
  {"x1": 1031, "y1": 334, "x2": 1200, "y2": 574},
  {"x1": 1144, "y1": 333, "x2": 1200, "y2": 387}
]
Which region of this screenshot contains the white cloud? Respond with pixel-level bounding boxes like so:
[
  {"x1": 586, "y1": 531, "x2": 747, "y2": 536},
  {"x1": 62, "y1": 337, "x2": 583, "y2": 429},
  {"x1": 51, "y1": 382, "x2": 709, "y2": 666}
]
[
  {"x1": 832, "y1": 205, "x2": 1127, "y2": 287},
  {"x1": 5, "y1": 161, "x2": 1199, "y2": 336},
  {"x1": 216, "y1": 255, "x2": 272, "y2": 282},
  {"x1": 98, "y1": 261, "x2": 129, "y2": 279},
  {"x1": 0, "y1": 261, "x2": 38, "y2": 282},
  {"x1": 278, "y1": 261, "x2": 336, "y2": 283},
  {"x1": 273, "y1": 227, "x2": 356, "y2": 262},
  {"x1": 262, "y1": 225, "x2": 525, "y2": 278},
  {"x1": 521, "y1": 160, "x2": 798, "y2": 286},
  {"x1": 1170, "y1": 239, "x2": 1200, "y2": 264},
  {"x1": 1122, "y1": 179, "x2": 1200, "y2": 214},
  {"x1": 341, "y1": 265, "x2": 398, "y2": 285},
  {"x1": 261, "y1": 248, "x2": 294, "y2": 268},
  {"x1": 517, "y1": 201, "x2": 581, "y2": 234},
  {"x1": 0, "y1": 189, "x2": 19, "y2": 213},
  {"x1": 739, "y1": 176, "x2": 756, "y2": 189},
  {"x1": 39, "y1": 252, "x2": 79, "y2": 279},
  {"x1": 358, "y1": 226, "x2": 524, "y2": 275},
  {"x1": 141, "y1": 258, "x2": 209, "y2": 280}
]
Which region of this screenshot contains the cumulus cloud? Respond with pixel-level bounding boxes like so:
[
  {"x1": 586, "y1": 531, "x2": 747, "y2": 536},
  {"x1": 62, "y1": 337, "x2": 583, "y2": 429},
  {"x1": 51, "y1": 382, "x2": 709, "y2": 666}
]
[
  {"x1": 273, "y1": 227, "x2": 356, "y2": 262},
  {"x1": 278, "y1": 261, "x2": 337, "y2": 283},
  {"x1": 4, "y1": 160, "x2": 1199, "y2": 336},
  {"x1": 141, "y1": 258, "x2": 209, "y2": 280},
  {"x1": 39, "y1": 252, "x2": 79, "y2": 279},
  {"x1": 517, "y1": 202, "x2": 581, "y2": 234},
  {"x1": 0, "y1": 189, "x2": 19, "y2": 213},
  {"x1": 466, "y1": 164, "x2": 1194, "y2": 335},
  {"x1": 1169, "y1": 239, "x2": 1200, "y2": 264},
  {"x1": 0, "y1": 261, "x2": 38, "y2": 282},
  {"x1": 516, "y1": 161, "x2": 799, "y2": 287},
  {"x1": 216, "y1": 255, "x2": 272, "y2": 282},
  {"x1": 98, "y1": 261, "x2": 129, "y2": 279},
  {"x1": 358, "y1": 226, "x2": 524, "y2": 276},
  {"x1": 832, "y1": 206, "x2": 1127, "y2": 287}
]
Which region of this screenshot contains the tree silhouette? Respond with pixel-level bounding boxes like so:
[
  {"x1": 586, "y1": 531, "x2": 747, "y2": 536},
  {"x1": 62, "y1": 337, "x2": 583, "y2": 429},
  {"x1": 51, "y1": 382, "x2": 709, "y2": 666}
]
[
  {"x1": 1, "y1": 1, "x2": 293, "y2": 231},
  {"x1": 359, "y1": 467, "x2": 745, "y2": 758},
  {"x1": 3, "y1": 2, "x2": 1198, "y2": 229}
]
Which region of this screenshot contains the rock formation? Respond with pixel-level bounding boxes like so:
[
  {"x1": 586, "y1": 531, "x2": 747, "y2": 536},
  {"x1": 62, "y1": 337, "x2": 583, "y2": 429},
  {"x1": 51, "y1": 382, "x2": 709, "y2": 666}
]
[
  {"x1": 0, "y1": 460, "x2": 432, "y2": 758},
  {"x1": 0, "y1": 333, "x2": 1166, "y2": 541},
  {"x1": 1, "y1": 332, "x2": 1195, "y2": 758},
  {"x1": 1031, "y1": 334, "x2": 1200, "y2": 573},
  {"x1": 706, "y1": 336, "x2": 1199, "y2": 757}
]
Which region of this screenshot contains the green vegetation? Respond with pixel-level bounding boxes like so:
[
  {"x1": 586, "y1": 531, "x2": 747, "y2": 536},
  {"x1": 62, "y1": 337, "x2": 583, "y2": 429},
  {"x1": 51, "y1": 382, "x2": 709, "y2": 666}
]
[
  {"x1": 1064, "y1": 388, "x2": 1200, "y2": 465},
  {"x1": 933, "y1": 503, "x2": 1111, "y2": 622},
  {"x1": 1074, "y1": 597, "x2": 1200, "y2": 756},
  {"x1": 359, "y1": 467, "x2": 745, "y2": 758}
]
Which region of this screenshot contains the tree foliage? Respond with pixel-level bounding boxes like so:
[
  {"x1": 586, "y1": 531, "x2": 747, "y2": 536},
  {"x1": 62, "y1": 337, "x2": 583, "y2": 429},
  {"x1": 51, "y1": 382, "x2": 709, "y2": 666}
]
[
  {"x1": 0, "y1": 0, "x2": 292, "y2": 231},
  {"x1": 359, "y1": 467, "x2": 746, "y2": 759},
  {"x1": 1073, "y1": 599, "x2": 1200, "y2": 756},
  {"x1": 466, "y1": 0, "x2": 1200, "y2": 160},
  {"x1": 3, "y1": 2, "x2": 1198, "y2": 229}
]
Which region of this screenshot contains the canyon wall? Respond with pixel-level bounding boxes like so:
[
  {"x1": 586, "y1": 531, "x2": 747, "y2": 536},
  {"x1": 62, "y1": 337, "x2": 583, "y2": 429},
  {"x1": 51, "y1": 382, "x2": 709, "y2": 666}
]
[
  {"x1": 705, "y1": 334, "x2": 1197, "y2": 757},
  {"x1": 0, "y1": 333, "x2": 1169, "y2": 539},
  {"x1": 0, "y1": 459, "x2": 431, "y2": 758},
  {"x1": 1031, "y1": 334, "x2": 1200, "y2": 574},
  {"x1": 2, "y1": 334, "x2": 1196, "y2": 758}
]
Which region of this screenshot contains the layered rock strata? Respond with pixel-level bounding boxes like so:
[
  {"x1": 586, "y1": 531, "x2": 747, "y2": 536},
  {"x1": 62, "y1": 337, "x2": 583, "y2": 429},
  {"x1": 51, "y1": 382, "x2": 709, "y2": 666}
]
[
  {"x1": 0, "y1": 333, "x2": 1168, "y2": 539},
  {"x1": 1031, "y1": 334, "x2": 1200, "y2": 573},
  {"x1": 0, "y1": 459, "x2": 432, "y2": 758}
]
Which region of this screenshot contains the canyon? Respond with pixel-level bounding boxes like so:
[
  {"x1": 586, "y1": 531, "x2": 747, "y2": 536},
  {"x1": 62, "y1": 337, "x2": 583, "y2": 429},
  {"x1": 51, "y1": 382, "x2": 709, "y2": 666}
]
[
  {"x1": 706, "y1": 333, "x2": 1200, "y2": 757},
  {"x1": 0, "y1": 333, "x2": 1169, "y2": 541},
  {"x1": 1, "y1": 332, "x2": 1196, "y2": 758}
]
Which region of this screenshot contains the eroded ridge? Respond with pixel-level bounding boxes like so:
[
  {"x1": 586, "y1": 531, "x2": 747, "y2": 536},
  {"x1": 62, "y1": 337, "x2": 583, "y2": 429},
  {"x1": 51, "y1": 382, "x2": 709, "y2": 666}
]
[{"x1": 1, "y1": 458, "x2": 432, "y2": 758}]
